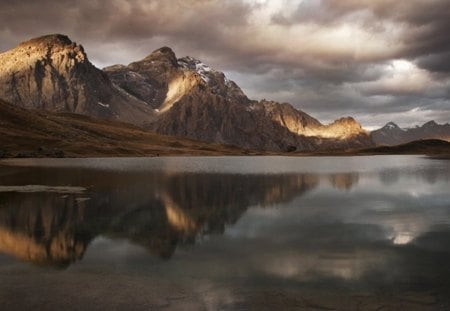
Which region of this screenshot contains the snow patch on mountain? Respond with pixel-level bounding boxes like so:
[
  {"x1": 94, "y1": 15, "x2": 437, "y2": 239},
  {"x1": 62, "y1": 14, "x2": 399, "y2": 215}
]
[
  {"x1": 178, "y1": 57, "x2": 213, "y2": 83},
  {"x1": 386, "y1": 123, "x2": 397, "y2": 129}
]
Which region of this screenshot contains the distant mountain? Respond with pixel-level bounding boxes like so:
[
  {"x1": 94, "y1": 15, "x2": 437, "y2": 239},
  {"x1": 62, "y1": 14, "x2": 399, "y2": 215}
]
[
  {"x1": 371, "y1": 121, "x2": 450, "y2": 146},
  {"x1": 0, "y1": 34, "x2": 373, "y2": 152}
]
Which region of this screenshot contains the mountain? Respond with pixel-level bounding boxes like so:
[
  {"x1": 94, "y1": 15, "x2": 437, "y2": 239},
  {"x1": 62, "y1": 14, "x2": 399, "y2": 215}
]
[
  {"x1": 106, "y1": 47, "x2": 372, "y2": 151},
  {"x1": 0, "y1": 34, "x2": 373, "y2": 152},
  {"x1": 371, "y1": 121, "x2": 450, "y2": 146},
  {"x1": 0, "y1": 34, "x2": 154, "y2": 125}
]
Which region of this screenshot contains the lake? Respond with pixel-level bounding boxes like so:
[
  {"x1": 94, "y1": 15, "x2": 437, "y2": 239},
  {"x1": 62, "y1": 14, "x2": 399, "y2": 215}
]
[{"x1": 0, "y1": 156, "x2": 449, "y2": 310}]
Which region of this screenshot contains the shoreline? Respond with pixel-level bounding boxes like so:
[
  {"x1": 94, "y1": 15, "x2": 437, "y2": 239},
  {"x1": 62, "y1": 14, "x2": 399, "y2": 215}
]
[{"x1": 1, "y1": 151, "x2": 449, "y2": 160}]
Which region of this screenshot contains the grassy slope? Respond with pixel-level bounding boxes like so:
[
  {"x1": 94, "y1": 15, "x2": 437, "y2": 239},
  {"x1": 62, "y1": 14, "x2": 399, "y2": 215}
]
[{"x1": 0, "y1": 99, "x2": 254, "y2": 157}]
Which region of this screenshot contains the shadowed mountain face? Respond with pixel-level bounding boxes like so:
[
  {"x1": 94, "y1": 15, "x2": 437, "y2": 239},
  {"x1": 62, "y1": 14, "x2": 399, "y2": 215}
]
[
  {"x1": 371, "y1": 121, "x2": 450, "y2": 146},
  {"x1": 0, "y1": 34, "x2": 373, "y2": 152},
  {"x1": 0, "y1": 164, "x2": 363, "y2": 266}
]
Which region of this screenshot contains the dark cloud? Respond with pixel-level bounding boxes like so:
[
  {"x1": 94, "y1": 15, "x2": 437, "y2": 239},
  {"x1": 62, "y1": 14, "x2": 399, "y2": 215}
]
[
  {"x1": 416, "y1": 52, "x2": 450, "y2": 73},
  {"x1": 0, "y1": 0, "x2": 449, "y2": 128}
]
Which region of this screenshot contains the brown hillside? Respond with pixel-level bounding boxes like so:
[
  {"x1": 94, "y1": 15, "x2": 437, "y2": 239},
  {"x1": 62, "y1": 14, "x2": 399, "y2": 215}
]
[{"x1": 0, "y1": 99, "x2": 250, "y2": 158}]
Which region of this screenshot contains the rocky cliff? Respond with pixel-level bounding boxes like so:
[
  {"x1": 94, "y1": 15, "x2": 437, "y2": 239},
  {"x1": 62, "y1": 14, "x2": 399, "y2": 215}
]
[{"x1": 0, "y1": 34, "x2": 155, "y2": 125}]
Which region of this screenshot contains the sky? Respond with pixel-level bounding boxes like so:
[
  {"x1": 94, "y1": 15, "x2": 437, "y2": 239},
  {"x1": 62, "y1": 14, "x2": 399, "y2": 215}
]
[{"x1": 1, "y1": 0, "x2": 449, "y2": 129}]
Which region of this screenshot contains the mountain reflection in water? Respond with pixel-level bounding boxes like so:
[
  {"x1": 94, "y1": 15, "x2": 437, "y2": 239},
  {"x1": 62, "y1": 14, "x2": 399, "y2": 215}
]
[
  {"x1": 0, "y1": 165, "x2": 365, "y2": 266},
  {"x1": 0, "y1": 157, "x2": 447, "y2": 274},
  {"x1": 0, "y1": 156, "x2": 450, "y2": 309}
]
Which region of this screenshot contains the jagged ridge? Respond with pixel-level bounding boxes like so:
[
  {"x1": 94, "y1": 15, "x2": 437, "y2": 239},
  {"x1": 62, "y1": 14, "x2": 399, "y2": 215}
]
[{"x1": 371, "y1": 121, "x2": 450, "y2": 146}]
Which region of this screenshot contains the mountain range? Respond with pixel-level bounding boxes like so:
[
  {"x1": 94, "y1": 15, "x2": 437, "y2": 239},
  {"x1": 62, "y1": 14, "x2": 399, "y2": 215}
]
[
  {"x1": 0, "y1": 34, "x2": 448, "y2": 153},
  {"x1": 371, "y1": 121, "x2": 450, "y2": 146}
]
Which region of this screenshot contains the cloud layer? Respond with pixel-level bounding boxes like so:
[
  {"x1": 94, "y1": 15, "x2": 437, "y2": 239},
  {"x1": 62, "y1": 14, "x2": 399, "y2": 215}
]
[{"x1": 1, "y1": 0, "x2": 449, "y2": 128}]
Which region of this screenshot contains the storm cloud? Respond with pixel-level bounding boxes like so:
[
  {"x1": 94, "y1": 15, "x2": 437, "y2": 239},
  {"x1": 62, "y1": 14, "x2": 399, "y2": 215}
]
[{"x1": 0, "y1": 0, "x2": 449, "y2": 128}]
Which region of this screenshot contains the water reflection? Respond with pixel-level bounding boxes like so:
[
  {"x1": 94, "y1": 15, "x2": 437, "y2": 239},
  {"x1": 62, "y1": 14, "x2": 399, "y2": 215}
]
[
  {"x1": 328, "y1": 173, "x2": 359, "y2": 190},
  {"x1": 0, "y1": 156, "x2": 448, "y2": 289},
  {"x1": 0, "y1": 194, "x2": 89, "y2": 266},
  {"x1": 0, "y1": 168, "x2": 331, "y2": 265},
  {"x1": 378, "y1": 165, "x2": 450, "y2": 185}
]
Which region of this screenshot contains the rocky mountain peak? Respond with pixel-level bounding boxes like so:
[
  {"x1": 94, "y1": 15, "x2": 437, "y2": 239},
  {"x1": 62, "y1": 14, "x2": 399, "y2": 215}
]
[
  {"x1": 178, "y1": 56, "x2": 212, "y2": 82},
  {"x1": 107, "y1": 46, "x2": 249, "y2": 112},
  {"x1": 18, "y1": 34, "x2": 74, "y2": 48},
  {"x1": 107, "y1": 47, "x2": 196, "y2": 110},
  {"x1": 177, "y1": 55, "x2": 248, "y2": 103},
  {"x1": 0, "y1": 34, "x2": 93, "y2": 112},
  {"x1": 382, "y1": 122, "x2": 400, "y2": 130},
  {"x1": 0, "y1": 34, "x2": 154, "y2": 124},
  {"x1": 0, "y1": 33, "x2": 88, "y2": 72},
  {"x1": 309, "y1": 116, "x2": 367, "y2": 140},
  {"x1": 423, "y1": 120, "x2": 438, "y2": 128},
  {"x1": 143, "y1": 46, "x2": 178, "y2": 67},
  {"x1": 333, "y1": 117, "x2": 360, "y2": 127}
]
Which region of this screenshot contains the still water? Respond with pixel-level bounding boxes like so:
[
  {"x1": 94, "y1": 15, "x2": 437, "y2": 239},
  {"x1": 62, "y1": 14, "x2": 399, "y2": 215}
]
[{"x1": 0, "y1": 156, "x2": 449, "y2": 310}]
